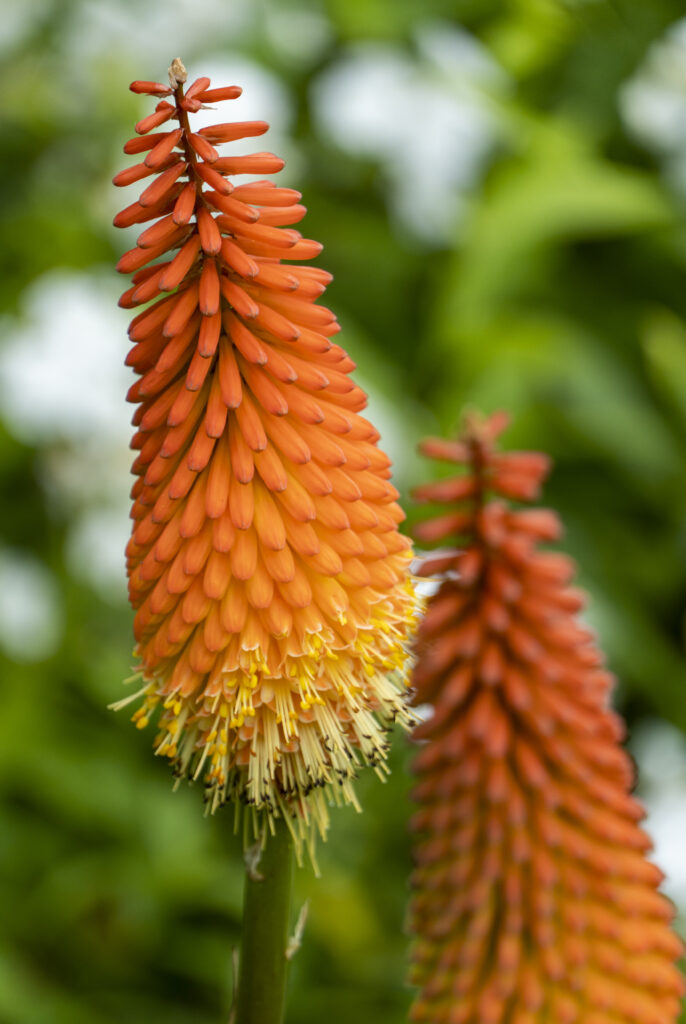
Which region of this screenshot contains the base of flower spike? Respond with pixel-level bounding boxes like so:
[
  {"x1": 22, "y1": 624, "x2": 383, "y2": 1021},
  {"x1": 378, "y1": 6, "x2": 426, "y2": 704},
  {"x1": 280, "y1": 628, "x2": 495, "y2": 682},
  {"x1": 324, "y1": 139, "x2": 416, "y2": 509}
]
[{"x1": 114, "y1": 577, "x2": 418, "y2": 857}]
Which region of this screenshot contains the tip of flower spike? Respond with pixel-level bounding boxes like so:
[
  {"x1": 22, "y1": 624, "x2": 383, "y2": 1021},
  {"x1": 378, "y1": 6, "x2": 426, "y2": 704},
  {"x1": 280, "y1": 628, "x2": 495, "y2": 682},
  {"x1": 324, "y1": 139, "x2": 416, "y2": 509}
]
[
  {"x1": 414, "y1": 409, "x2": 552, "y2": 519},
  {"x1": 417, "y1": 410, "x2": 510, "y2": 464},
  {"x1": 168, "y1": 57, "x2": 187, "y2": 89},
  {"x1": 461, "y1": 408, "x2": 510, "y2": 444}
]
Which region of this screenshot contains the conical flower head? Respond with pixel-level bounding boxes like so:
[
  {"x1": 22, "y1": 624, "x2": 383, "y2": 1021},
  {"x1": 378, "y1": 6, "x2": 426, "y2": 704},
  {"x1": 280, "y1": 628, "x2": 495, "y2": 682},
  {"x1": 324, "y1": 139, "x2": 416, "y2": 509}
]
[
  {"x1": 409, "y1": 412, "x2": 684, "y2": 1024},
  {"x1": 112, "y1": 62, "x2": 416, "y2": 852}
]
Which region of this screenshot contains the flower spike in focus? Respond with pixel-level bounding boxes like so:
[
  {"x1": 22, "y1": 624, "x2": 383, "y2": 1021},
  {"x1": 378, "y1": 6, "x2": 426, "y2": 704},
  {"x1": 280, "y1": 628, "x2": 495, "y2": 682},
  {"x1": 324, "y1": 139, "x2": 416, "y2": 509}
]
[
  {"x1": 408, "y1": 411, "x2": 684, "y2": 1024},
  {"x1": 112, "y1": 62, "x2": 418, "y2": 859}
]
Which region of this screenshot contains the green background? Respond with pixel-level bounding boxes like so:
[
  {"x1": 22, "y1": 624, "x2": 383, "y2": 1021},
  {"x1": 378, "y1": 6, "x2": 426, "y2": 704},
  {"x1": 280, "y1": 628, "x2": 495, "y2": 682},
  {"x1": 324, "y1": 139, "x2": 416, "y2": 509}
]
[{"x1": 1, "y1": 0, "x2": 686, "y2": 1020}]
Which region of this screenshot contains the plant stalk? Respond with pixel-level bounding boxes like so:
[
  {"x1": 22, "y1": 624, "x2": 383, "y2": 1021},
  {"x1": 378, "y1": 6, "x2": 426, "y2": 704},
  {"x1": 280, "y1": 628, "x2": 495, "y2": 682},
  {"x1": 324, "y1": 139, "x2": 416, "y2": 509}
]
[{"x1": 235, "y1": 821, "x2": 294, "y2": 1024}]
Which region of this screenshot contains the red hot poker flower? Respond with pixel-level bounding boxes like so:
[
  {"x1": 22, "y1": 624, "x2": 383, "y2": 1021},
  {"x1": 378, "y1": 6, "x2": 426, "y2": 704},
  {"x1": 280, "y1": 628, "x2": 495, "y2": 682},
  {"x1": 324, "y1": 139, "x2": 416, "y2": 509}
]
[
  {"x1": 408, "y1": 412, "x2": 684, "y2": 1024},
  {"x1": 112, "y1": 60, "x2": 416, "y2": 854}
]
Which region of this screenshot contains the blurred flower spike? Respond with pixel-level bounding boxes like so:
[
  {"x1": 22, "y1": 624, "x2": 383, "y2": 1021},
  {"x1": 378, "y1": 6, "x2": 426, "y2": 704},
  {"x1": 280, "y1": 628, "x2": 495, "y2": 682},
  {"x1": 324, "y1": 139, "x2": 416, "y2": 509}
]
[
  {"x1": 408, "y1": 412, "x2": 684, "y2": 1023},
  {"x1": 112, "y1": 60, "x2": 417, "y2": 858}
]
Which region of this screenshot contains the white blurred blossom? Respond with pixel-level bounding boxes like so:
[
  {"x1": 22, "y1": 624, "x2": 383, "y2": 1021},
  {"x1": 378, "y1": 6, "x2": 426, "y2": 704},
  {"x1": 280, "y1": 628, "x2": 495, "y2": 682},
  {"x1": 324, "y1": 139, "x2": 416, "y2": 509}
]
[
  {"x1": 0, "y1": 271, "x2": 131, "y2": 595},
  {"x1": 0, "y1": 549, "x2": 63, "y2": 662},
  {"x1": 631, "y1": 718, "x2": 686, "y2": 909},
  {"x1": 621, "y1": 18, "x2": 686, "y2": 197},
  {"x1": 311, "y1": 24, "x2": 507, "y2": 242}
]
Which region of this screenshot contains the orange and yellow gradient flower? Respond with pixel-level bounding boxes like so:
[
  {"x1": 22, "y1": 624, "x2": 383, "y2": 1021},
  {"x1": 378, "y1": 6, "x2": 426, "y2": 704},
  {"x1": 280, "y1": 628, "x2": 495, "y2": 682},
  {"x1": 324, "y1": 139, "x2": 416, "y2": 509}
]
[
  {"x1": 409, "y1": 412, "x2": 684, "y2": 1023},
  {"x1": 112, "y1": 60, "x2": 416, "y2": 854}
]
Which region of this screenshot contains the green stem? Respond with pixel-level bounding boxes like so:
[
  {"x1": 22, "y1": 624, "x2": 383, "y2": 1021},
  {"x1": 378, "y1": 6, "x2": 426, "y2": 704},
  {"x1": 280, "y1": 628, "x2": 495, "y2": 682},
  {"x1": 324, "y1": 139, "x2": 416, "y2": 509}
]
[{"x1": 235, "y1": 821, "x2": 294, "y2": 1024}]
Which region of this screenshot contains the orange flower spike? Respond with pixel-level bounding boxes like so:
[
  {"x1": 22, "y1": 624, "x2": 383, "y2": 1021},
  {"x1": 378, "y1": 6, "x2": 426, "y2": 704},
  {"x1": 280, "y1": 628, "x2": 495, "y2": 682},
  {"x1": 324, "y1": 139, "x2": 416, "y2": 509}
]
[
  {"x1": 409, "y1": 412, "x2": 684, "y2": 1024},
  {"x1": 113, "y1": 60, "x2": 417, "y2": 854}
]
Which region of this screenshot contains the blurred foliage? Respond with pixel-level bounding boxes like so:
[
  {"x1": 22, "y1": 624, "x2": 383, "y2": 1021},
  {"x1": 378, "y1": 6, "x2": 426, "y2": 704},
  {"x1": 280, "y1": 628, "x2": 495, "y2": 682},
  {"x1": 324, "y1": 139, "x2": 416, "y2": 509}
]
[{"x1": 1, "y1": 0, "x2": 686, "y2": 1020}]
